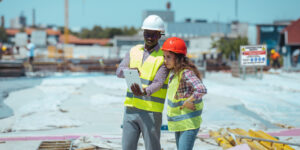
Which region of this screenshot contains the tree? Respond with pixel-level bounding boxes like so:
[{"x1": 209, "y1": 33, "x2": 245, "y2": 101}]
[
  {"x1": 76, "y1": 25, "x2": 138, "y2": 39},
  {"x1": 107, "y1": 28, "x2": 123, "y2": 38},
  {"x1": 19, "y1": 27, "x2": 25, "y2": 32},
  {"x1": 123, "y1": 26, "x2": 137, "y2": 36},
  {"x1": 0, "y1": 26, "x2": 7, "y2": 42},
  {"x1": 212, "y1": 36, "x2": 249, "y2": 60},
  {"x1": 91, "y1": 25, "x2": 103, "y2": 38}
]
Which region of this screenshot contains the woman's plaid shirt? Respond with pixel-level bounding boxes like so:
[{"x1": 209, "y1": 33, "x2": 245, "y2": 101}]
[{"x1": 169, "y1": 70, "x2": 207, "y2": 100}]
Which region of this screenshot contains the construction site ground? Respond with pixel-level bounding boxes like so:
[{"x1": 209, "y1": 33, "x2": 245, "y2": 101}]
[{"x1": 0, "y1": 71, "x2": 299, "y2": 149}]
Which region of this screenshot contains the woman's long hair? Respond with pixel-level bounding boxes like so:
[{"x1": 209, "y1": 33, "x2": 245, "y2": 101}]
[{"x1": 173, "y1": 52, "x2": 202, "y2": 80}]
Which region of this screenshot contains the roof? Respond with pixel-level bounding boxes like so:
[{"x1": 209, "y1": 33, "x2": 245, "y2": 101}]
[
  {"x1": 59, "y1": 34, "x2": 110, "y2": 46},
  {"x1": 282, "y1": 18, "x2": 300, "y2": 45},
  {"x1": 6, "y1": 29, "x2": 19, "y2": 35},
  {"x1": 6, "y1": 28, "x2": 61, "y2": 36},
  {"x1": 46, "y1": 29, "x2": 61, "y2": 35}
]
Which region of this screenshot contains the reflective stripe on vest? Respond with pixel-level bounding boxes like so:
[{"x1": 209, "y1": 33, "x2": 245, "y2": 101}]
[
  {"x1": 127, "y1": 92, "x2": 165, "y2": 104},
  {"x1": 167, "y1": 69, "x2": 203, "y2": 132},
  {"x1": 124, "y1": 44, "x2": 168, "y2": 113},
  {"x1": 168, "y1": 98, "x2": 202, "y2": 107},
  {"x1": 168, "y1": 110, "x2": 202, "y2": 122},
  {"x1": 141, "y1": 78, "x2": 168, "y2": 89}
]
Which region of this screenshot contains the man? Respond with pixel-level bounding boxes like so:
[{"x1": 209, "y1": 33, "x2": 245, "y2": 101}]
[
  {"x1": 116, "y1": 15, "x2": 169, "y2": 150},
  {"x1": 15, "y1": 46, "x2": 20, "y2": 55},
  {"x1": 25, "y1": 39, "x2": 35, "y2": 64},
  {"x1": 292, "y1": 48, "x2": 300, "y2": 67},
  {"x1": 270, "y1": 49, "x2": 280, "y2": 69}
]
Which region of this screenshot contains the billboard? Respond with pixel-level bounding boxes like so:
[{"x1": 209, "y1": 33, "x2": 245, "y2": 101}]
[
  {"x1": 240, "y1": 45, "x2": 267, "y2": 66},
  {"x1": 31, "y1": 30, "x2": 47, "y2": 47},
  {"x1": 15, "y1": 32, "x2": 28, "y2": 46}
]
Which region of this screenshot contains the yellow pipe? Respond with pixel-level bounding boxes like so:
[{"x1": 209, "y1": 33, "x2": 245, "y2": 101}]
[
  {"x1": 230, "y1": 128, "x2": 268, "y2": 150},
  {"x1": 209, "y1": 129, "x2": 232, "y2": 149}
]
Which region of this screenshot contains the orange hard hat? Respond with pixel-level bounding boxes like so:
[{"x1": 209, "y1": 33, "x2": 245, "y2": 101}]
[{"x1": 162, "y1": 37, "x2": 187, "y2": 55}]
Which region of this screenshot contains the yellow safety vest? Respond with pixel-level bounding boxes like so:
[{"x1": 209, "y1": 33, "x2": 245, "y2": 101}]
[
  {"x1": 124, "y1": 44, "x2": 168, "y2": 113},
  {"x1": 167, "y1": 70, "x2": 203, "y2": 132}
]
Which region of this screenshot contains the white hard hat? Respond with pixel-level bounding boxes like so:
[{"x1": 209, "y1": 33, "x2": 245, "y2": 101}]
[{"x1": 141, "y1": 15, "x2": 165, "y2": 32}]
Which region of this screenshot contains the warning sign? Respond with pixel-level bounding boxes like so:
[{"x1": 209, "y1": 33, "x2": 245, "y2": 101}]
[{"x1": 240, "y1": 45, "x2": 267, "y2": 66}]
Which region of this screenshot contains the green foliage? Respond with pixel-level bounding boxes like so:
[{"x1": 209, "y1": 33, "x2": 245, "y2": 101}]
[
  {"x1": 79, "y1": 28, "x2": 91, "y2": 38},
  {"x1": 19, "y1": 27, "x2": 25, "y2": 32},
  {"x1": 212, "y1": 36, "x2": 249, "y2": 60},
  {"x1": 58, "y1": 26, "x2": 64, "y2": 34},
  {"x1": 72, "y1": 25, "x2": 138, "y2": 39},
  {"x1": 0, "y1": 26, "x2": 7, "y2": 42}
]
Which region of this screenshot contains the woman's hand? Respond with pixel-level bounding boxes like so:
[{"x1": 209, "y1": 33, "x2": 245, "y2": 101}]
[
  {"x1": 180, "y1": 95, "x2": 196, "y2": 111},
  {"x1": 180, "y1": 100, "x2": 196, "y2": 111}
]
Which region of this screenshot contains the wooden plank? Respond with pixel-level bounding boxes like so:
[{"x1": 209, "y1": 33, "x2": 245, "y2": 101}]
[
  {"x1": 37, "y1": 140, "x2": 71, "y2": 150},
  {"x1": 74, "y1": 146, "x2": 96, "y2": 150}
]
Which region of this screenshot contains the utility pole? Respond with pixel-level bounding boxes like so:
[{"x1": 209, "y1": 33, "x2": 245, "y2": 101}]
[
  {"x1": 235, "y1": 0, "x2": 238, "y2": 21},
  {"x1": 64, "y1": 0, "x2": 69, "y2": 44},
  {"x1": 32, "y1": 9, "x2": 35, "y2": 28},
  {"x1": 1, "y1": 16, "x2": 4, "y2": 28}
]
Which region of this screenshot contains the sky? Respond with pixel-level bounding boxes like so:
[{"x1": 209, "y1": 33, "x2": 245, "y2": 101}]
[{"x1": 1, "y1": 0, "x2": 300, "y2": 31}]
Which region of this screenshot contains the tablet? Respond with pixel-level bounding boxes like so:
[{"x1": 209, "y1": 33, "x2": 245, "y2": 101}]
[{"x1": 123, "y1": 69, "x2": 143, "y2": 92}]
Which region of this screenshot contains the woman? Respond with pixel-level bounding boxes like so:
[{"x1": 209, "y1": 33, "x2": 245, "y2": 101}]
[{"x1": 162, "y1": 37, "x2": 207, "y2": 150}]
